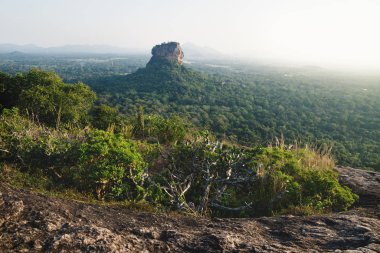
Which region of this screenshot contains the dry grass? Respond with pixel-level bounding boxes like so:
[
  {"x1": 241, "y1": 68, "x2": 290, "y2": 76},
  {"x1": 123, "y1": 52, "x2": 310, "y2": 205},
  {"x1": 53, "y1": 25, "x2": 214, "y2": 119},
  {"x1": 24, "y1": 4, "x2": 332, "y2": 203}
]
[{"x1": 270, "y1": 135, "x2": 335, "y2": 171}]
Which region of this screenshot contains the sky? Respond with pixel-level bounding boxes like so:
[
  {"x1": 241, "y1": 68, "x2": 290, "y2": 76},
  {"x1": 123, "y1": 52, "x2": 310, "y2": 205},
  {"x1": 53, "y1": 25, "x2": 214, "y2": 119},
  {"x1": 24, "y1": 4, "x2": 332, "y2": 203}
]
[{"x1": 1, "y1": 0, "x2": 380, "y2": 71}]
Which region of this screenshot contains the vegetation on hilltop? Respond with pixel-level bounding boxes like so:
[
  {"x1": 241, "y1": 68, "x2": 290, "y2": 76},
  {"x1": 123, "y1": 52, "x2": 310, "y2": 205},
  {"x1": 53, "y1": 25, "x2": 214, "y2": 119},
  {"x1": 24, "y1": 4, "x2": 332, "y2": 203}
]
[{"x1": 0, "y1": 69, "x2": 358, "y2": 217}]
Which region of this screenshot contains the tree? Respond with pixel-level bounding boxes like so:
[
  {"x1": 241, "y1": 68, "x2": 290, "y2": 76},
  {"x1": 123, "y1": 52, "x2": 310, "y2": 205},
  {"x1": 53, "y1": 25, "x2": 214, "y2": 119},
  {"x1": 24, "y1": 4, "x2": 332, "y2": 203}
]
[
  {"x1": 133, "y1": 106, "x2": 145, "y2": 137},
  {"x1": 144, "y1": 115, "x2": 187, "y2": 144},
  {"x1": 19, "y1": 81, "x2": 96, "y2": 128},
  {"x1": 162, "y1": 132, "x2": 256, "y2": 215},
  {"x1": 90, "y1": 104, "x2": 120, "y2": 130},
  {"x1": 0, "y1": 69, "x2": 63, "y2": 110},
  {"x1": 0, "y1": 72, "x2": 20, "y2": 109},
  {"x1": 0, "y1": 69, "x2": 96, "y2": 128}
]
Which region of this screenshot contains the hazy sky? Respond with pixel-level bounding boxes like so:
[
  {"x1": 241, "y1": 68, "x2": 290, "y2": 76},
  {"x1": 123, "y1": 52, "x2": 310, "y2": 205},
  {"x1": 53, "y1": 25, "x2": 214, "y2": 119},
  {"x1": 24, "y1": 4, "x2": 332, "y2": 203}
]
[{"x1": 1, "y1": 0, "x2": 380, "y2": 70}]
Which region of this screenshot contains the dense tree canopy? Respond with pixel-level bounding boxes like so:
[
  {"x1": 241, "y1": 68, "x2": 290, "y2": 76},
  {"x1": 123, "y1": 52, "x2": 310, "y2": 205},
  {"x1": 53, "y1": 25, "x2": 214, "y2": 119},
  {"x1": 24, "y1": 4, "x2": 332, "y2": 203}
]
[{"x1": 87, "y1": 61, "x2": 380, "y2": 171}]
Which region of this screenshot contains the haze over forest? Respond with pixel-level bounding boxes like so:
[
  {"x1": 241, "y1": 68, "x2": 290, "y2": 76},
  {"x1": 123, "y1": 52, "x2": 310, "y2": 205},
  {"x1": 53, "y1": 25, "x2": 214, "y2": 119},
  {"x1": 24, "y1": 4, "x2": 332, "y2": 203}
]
[{"x1": 1, "y1": 0, "x2": 380, "y2": 74}]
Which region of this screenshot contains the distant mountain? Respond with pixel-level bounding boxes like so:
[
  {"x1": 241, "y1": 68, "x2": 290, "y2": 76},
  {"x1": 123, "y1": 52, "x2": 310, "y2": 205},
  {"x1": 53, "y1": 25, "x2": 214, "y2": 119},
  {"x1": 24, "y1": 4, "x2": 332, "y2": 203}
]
[
  {"x1": 0, "y1": 44, "x2": 42, "y2": 54},
  {"x1": 0, "y1": 43, "x2": 225, "y2": 59},
  {"x1": 5, "y1": 51, "x2": 28, "y2": 56},
  {"x1": 44, "y1": 45, "x2": 142, "y2": 54},
  {"x1": 182, "y1": 43, "x2": 226, "y2": 60},
  {"x1": 0, "y1": 43, "x2": 147, "y2": 55}
]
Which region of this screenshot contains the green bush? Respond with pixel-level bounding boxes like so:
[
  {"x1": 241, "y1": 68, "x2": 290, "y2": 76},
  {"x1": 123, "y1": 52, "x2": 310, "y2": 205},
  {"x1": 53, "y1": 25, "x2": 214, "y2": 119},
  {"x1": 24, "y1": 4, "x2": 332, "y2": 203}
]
[
  {"x1": 162, "y1": 140, "x2": 358, "y2": 217},
  {"x1": 0, "y1": 108, "x2": 82, "y2": 184},
  {"x1": 242, "y1": 146, "x2": 358, "y2": 215},
  {"x1": 135, "y1": 113, "x2": 188, "y2": 145},
  {"x1": 78, "y1": 130, "x2": 146, "y2": 200},
  {"x1": 90, "y1": 104, "x2": 122, "y2": 130}
]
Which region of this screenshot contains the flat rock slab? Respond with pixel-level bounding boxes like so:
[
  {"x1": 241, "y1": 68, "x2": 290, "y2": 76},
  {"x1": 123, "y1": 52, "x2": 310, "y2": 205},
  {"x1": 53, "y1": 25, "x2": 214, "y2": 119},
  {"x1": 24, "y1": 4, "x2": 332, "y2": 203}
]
[{"x1": 1, "y1": 182, "x2": 379, "y2": 252}]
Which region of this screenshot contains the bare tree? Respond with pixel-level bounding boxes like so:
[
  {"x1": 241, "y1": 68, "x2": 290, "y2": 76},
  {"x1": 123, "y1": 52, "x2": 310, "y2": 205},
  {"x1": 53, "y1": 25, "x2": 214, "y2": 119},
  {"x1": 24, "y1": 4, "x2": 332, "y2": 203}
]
[{"x1": 162, "y1": 135, "x2": 257, "y2": 216}]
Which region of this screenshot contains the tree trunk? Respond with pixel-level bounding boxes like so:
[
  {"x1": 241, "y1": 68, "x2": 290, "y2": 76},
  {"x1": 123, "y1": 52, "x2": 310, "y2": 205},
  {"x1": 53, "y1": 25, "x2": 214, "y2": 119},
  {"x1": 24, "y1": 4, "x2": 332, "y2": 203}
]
[
  {"x1": 56, "y1": 99, "x2": 62, "y2": 129},
  {"x1": 199, "y1": 179, "x2": 212, "y2": 215}
]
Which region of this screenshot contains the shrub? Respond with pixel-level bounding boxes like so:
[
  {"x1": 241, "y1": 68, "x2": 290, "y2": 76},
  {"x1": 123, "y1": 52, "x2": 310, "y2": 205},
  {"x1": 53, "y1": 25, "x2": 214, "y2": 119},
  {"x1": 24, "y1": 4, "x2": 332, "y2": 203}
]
[
  {"x1": 78, "y1": 130, "x2": 147, "y2": 200},
  {"x1": 135, "y1": 113, "x2": 188, "y2": 144},
  {"x1": 161, "y1": 140, "x2": 358, "y2": 217},
  {"x1": 0, "y1": 107, "x2": 358, "y2": 217},
  {"x1": 90, "y1": 104, "x2": 121, "y2": 130},
  {"x1": 243, "y1": 146, "x2": 358, "y2": 215},
  {"x1": 0, "y1": 108, "x2": 82, "y2": 184}
]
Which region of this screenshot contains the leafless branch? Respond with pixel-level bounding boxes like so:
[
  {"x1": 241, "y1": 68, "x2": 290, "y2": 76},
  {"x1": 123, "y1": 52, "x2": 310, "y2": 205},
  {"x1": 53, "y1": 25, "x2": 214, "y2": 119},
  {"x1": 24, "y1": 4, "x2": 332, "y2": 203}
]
[
  {"x1": 0, "y1": 149, "x2": 11, "y2": 153},
  {"x1": 209, "y1": 202, "x2": 253, "y2": 212}
]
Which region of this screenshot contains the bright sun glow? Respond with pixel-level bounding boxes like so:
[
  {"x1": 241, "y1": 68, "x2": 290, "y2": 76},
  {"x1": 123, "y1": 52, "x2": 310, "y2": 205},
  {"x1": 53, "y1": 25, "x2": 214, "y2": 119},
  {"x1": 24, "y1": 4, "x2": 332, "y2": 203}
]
[{"x1": 260, "y1": 0, "x2": 380, "y2": 70}]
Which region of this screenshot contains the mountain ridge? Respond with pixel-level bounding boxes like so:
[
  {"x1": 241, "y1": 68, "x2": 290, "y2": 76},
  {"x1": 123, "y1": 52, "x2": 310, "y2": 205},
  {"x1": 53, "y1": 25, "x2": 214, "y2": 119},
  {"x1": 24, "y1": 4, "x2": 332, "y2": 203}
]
[
  {"x1": 0, "y1": 43, "x2": 146, "y2": 55},
  {"x1": 0, "y1": 43, "x2": 226, "y2": 59}
]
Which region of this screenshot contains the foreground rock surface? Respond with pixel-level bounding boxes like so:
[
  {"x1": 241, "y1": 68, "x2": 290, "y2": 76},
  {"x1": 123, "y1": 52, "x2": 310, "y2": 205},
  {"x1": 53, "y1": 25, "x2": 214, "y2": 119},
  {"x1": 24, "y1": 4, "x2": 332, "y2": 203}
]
[{"x1": 1, "y1": 182, "x2": 379, "y2": 252}]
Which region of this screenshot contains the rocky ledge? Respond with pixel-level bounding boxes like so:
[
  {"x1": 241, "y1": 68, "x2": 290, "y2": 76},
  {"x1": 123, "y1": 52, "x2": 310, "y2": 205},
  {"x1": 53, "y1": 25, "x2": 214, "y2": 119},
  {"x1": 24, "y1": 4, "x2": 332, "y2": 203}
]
[{"x1": 0, "y1": 179, "x2": 379, "y2": 253}]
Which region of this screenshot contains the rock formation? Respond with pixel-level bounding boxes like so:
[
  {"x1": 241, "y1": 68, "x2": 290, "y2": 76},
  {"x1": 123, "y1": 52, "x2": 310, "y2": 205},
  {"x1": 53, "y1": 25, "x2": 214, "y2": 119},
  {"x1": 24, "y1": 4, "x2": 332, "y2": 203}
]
[{"x1": 148, "y1": 42, "x2": 184, "y2": 65}]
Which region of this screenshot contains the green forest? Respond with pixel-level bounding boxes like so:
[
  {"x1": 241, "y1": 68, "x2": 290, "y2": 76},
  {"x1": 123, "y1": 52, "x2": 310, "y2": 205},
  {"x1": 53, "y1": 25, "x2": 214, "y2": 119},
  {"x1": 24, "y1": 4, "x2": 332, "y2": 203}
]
[
  {"x1": 1, "y1": 53, "x2": 379, "y2": 172},
  {"x1": 87, "y1": 58, "x2": 380, "y2": 171},
  {"x1": 0, "y1": 68, "x2": 359, "y2": 217}
]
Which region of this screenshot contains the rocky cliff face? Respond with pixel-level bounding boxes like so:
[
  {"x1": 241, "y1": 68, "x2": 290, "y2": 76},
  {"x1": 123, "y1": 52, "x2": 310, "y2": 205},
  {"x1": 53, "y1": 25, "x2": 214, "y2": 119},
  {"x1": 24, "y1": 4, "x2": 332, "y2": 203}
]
[{"x1": 149, "y1": 42, "x2": 184, "y2": 65}]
